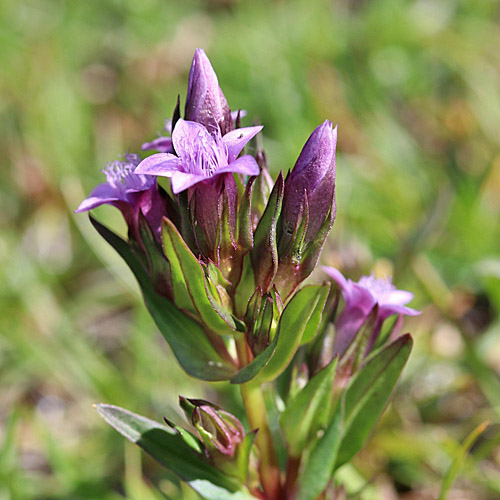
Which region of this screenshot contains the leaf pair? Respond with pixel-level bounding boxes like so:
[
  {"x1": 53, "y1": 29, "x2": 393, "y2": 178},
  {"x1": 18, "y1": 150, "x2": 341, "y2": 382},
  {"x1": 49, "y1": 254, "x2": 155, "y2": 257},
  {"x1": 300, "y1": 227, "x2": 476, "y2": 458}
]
[
  {"x1": 96, "y1": 405, "x2": 258, "y2": 500},
  {"x1": 90, "y1": 216, "x2": 236, "y2": 381},
  {"x1": 295, "y1": 334, "x2": 413, "y2": 500},
  {"x1": 231, "y1": 283, "x2": 330, "y2": 384}
]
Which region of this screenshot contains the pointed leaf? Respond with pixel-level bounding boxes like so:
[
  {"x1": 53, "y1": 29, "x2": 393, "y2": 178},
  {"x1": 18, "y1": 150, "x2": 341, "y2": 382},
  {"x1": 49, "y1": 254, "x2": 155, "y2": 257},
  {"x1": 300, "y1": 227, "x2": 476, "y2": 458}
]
[
  {"x1": 96, "y1": 404, "x2": 236, "y2": 489},
  {"x1": 280, "y1": 358, "x2": 338, "y2": 456},
  {"x1": 296, "y1": 406, "x2": 343, "y2": 500},
  {"x1": 257, "y1": 284, "x2": 329, "y2": 383},
  {"x1": 336, "y1": 334, "x2": 413, "y2": 467},
  {"x1": 90, "y1": 216, "x2": 236, "y2": 381},
  {"x1": 438, "y1": 421, "x2": 489, "y2": 500},
  {"x1": 163, "y1": 218, "x2": 236, "y2": 333},
  {"x1": 230, "y1": 284, "x2": 329, "y2": 384}
]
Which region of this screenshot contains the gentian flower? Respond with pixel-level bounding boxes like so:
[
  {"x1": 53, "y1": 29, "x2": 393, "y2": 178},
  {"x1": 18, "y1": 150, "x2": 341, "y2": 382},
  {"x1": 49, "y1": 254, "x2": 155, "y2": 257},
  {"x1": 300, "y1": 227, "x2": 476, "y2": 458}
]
[
  {"x1": 185, "y1": 48, "x2": 232, "y2": 135},
  {"x1": 323, "y1": 267, "x2": 420, "y2": 357},
  {"x1": 281, "y1": 120, "x2": 337, "y2": 246},
  {"x1": 273, "y1": 121, "x2": 337, "y2": 298},
  {"x1": 135, "y1": 118, "x2": 262, "y2": 193},
  {"x1": 179, "y1": 397, "x2": 245, "y2": 459},
  {"x1": 142, "y1": 119, "x2": 174, "y2": 154},
  {"x1": 141, "y1": 111, "x2": 247, "y2": 154},
  {"x1": 75, "y1": 154, "x2": 163, "y2": 239}
]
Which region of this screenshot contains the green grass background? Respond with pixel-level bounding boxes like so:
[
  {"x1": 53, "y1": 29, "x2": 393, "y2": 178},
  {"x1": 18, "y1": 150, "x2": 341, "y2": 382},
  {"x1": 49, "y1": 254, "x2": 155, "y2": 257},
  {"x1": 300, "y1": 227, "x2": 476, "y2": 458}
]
[{"x1": 1, "y1": 0, "x2": 500, "y2": 498}]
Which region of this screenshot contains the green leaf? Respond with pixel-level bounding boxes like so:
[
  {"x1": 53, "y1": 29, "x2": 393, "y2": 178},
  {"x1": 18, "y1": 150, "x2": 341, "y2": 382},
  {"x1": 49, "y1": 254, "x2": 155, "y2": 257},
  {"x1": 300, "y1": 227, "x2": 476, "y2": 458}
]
[
  {"x1": 300, "y1": 283, "x2": 331, "y2": 345},
  {"x1": 257, "y1": 284, "x2": 329, "y2": 383},
  {"x1": 90, "y1": 216, "x2": 236, "y2": 381},
  {"x1": 336, "y1": 334, "x2": 413, "y2": 467},
  {"x1": 96, "y1": 404, "x2": 257, "y2": 500},
  {"x1": 230, "y1": 284, "x2": 329, "y2": 384},
  {"x1": 163, "y1": 218, "x2": 236, "y2": 334},
  {"x1": 280, "y1": 358, "x2": 338, "y2": 456},
  {"x1": 438, "y1": 421, "x2": 489, "y2": 500},
  {"x1": 296, "y1": 406, "x2": 343, "y2": 500}
]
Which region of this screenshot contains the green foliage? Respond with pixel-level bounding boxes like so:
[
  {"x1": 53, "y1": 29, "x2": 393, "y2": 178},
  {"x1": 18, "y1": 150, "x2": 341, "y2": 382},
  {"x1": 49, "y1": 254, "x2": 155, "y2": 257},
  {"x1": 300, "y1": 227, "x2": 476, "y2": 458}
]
[
  {"x1": 91, "y1": 216, "x2": 236, "y2": 381},
  {"x1": 2, "y1": 0, "x2": 500, "y2": 497}
]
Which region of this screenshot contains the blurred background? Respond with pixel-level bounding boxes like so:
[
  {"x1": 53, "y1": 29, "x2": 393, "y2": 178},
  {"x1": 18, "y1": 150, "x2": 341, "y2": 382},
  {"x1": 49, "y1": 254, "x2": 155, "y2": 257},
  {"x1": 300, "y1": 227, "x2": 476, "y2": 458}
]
[{"x1": 1, "y1": 0, "x2": 500, "y2": 498}]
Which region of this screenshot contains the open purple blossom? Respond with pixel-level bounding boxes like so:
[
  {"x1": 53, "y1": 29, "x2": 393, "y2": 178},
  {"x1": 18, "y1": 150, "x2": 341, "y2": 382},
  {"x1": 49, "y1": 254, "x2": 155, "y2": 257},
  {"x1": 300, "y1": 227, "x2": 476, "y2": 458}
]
[
  {"x1": 142, "y1": 119, "x2": 174, "y2": 153},
  {"x1": 323, "y1": 267, "x2": 420, "y2": 357},
  {"x1": 135, "y1": 118, "x2": 262, "y2": 193},
  {"x1": 142, "y1": 111, "x2": 247, "y2": 155},
  {"x1": 76, "y1": 154, "x2": 163, "y2": 238}
]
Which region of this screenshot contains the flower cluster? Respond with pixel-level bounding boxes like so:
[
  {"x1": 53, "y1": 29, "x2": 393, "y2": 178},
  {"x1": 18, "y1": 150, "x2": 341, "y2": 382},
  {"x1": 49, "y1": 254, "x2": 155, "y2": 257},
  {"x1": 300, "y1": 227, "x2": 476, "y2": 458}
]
[
  {"x1": 82, "y1": 49, "x2": 420, "y2": 500},
  {"x1": 77, "y1": 48, "x2": 338, "y2": 377}
]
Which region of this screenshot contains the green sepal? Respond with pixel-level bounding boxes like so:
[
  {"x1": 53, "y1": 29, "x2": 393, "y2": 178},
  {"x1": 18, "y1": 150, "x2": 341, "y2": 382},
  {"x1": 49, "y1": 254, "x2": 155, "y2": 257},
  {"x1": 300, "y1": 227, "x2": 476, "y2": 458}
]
[
  {"x1": 237, "y1": 177, "x2": 255, "y2": 251},
  {"x1": 296, "y1": 406, "x2": 343, "y2": 500},
  {"x1": 335, "y1": 333, "x2": 413, "y2": 467},
  {"x1": 90, "y1": 216, "x2": 236, "y2": 381},
  {"x1": 339, "y1": 304, "x2": 379, "y2": 372},
  {"x1": 95, "y1": 404, "x2": 257, "y2": 500},
  {"x1": 136, "y1": 214, "x2": 173, "y2": 298},
  {"x1": 250, "y1": 172, "x2": 284, "y2": 292},
  {"x1": 280, "y1": 357, "x2": 338, "y2": 457},
  {"x1": 257, "y1": 284, "x2": 329, "y2": 383},
  {"x1": 163, "y1": 218, "x2": 236, "y2": 334},
  {"x1": 297, "y1": 198, "x2": 335, "y2": 283},
  {"x1": 233, "y1": 254, "x2": 256, "y2": 318},
  {"x1": 202, "y1": 262, "x2": 239, "y2": 332},
  {"x1": 230, "y1": 284, "x2": 329, "y2": 384}
]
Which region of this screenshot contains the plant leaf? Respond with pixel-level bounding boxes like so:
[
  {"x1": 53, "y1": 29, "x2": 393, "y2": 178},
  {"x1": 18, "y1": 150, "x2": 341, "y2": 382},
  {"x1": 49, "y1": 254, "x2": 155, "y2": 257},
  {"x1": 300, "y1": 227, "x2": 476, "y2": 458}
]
[
  {"x1": 90, "y1": 216, "x2": 236, "y2": 381},
  {"x1": 280, "y1": 358, "x2": 338, "y2": 457},
  {"x1": 438, "y1": 421, "x2": 489, "y2": 500},
  {"x1": 163, "y1": 218, "x2": 236, "y2": 333},
  {"x1": 296, "y1": 406, "x2": 343, "y2": 500},
  {"x1": 96, "y1": 404, "x2": 257, "y2": 500},
  {"x1": 257, "y1": 284, "x2": 329, "y2": 383},
  {"x1": 336, "y1": 334, "x2": 413, "y2": 467},
  {"x1": 230, "y1": 285, "x2": 328, "y2": 384}
]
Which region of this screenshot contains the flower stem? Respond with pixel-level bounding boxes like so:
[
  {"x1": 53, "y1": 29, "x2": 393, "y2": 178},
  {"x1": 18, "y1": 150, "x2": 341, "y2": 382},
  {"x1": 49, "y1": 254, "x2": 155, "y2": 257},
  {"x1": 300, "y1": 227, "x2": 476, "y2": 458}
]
[{"x1": 236, "y1": 337, "x2": 282, "y2": 499}]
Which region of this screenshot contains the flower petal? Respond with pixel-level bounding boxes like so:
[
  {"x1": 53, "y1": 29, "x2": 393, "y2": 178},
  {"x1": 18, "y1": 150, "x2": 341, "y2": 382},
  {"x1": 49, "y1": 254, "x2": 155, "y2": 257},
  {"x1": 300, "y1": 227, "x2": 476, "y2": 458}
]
[
  {"x1": 383, "y1": 290, "x2": 414, "y2": 305},
  {"x1": 223, "y1": 125, "x2": 263, "y2": 162},
  {"x1": 170, "y1": 171, "x2": 207, "y2": 193},
  {"x1": 135, "y1": 153, "x2": 181, "y2": 177},
  {"x1": 379, "y1": 304, "x2": 420, "y2": 321},
  {"x1": 75, "y1": 183, "x2": 120, "y2": 212},
  {"x1": 217, "y1": 155, "x2": 260, "y2": 176},
  {"x1": 141, "y1": 136, "x2": 173, "y2": 153}
]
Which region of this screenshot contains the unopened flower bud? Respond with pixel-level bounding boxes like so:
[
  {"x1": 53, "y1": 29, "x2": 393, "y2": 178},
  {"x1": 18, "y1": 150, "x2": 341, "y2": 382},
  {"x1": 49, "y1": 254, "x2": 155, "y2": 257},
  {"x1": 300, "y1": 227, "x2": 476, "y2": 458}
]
[
  {"x1": 281, "y1": 120, "x2": 337, "y2": 250},
  {"x1": 179, "y1": 397, "x2": 245, "y2": 459},
  {"x1": 185, "y1": 49, "x2": 232, "y2": 135}
]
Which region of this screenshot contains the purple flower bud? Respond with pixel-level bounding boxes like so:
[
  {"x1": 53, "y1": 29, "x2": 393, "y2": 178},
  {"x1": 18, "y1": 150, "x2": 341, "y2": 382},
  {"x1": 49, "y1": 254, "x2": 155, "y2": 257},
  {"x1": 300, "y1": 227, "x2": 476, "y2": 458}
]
[
  {"x1": 185, "y1": 49, "x2": 232, "y2": 135},
  {"x1": 281, "y1": 120, "x2": 337, "y2": 246},
  {"x1": 179, "y1": 397, "x2": 245, "y2": 459},
  {"x1": 323, "y1": 267, "x2": 420, "y2": 357},
  {"x1": 75, "y1": 154, "x2": 163, "y2": 240}
]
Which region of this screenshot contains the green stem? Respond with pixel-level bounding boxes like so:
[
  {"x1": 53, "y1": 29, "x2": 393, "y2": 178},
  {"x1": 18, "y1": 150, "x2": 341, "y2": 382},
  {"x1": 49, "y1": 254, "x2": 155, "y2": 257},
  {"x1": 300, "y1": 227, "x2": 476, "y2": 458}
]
[{"x1": 236, "y1": 337, "x2": 282, "y2": 499}]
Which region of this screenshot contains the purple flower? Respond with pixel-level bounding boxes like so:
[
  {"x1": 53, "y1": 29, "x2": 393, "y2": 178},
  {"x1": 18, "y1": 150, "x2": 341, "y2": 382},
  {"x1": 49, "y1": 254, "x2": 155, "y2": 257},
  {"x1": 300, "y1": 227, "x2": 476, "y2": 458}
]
[
  {"x1": 282, "y1": 120, "x2": 337, "y2": 245},
  {"x1": 142, "y1": 119, "x2": 174, "y2": 154},
  {"x1": 76, "y1": 154, "x2": 163, "y2": 238},
  {"x1": 135, "y1": 118, "x2": 262, "y2": 193},
  {"x1": 141, "y1": 112, "x2": 247, "y2": 154},
  {"x1": 323, "y1": 267, "x2": 420, "y2": 357},
  {"x1": 185, "y1": 48, "x2": 232, "y2": 135}
]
